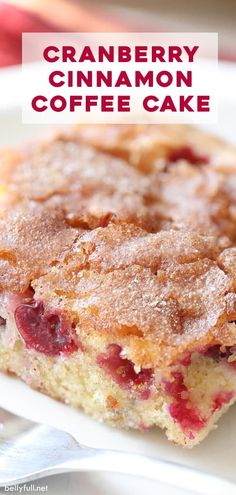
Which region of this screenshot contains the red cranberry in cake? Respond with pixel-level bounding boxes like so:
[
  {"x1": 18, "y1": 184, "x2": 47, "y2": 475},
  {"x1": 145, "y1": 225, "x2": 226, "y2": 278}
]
[
  {"x1": 99, "y1": 212, "x2": 117, "y2": 228},
  {"x1": 15, "y1": 300, "x2": 78, "y2": 356},
  {"x1": 212, "y1": 391, "x2": 234, "y2": 413},
  {"x1": 97, "y1": 344, "x2": 153, "y2": 399},
  {"x1": 201, "y1": 344, "x2": 236, "y2": 369},
  {"x1": 164, "y1": 372, "x2": 206, "y2": 433},
  {"x1": 0, "y1": 316, "x2": 6, "y2": 326},
  {"x1": 168, "y1": 146, "x2": 208, "y2": 165}
]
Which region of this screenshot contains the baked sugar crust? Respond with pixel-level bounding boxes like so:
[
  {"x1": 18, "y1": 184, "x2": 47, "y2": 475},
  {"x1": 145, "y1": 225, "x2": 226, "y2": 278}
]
[{"x1": 1, "y1": 125, "x2": 236, "y2": 446}]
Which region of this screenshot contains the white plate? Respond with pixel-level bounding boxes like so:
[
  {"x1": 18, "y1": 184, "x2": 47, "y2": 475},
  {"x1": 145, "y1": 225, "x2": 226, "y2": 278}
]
[{"x1": 0, "y1": 61, "x2": 236, "y2": 495}]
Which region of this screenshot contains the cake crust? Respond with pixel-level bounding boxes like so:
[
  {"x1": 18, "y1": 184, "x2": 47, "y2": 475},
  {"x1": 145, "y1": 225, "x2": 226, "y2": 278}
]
[{"x1": 1, "y1": 124, "x2": 236, "y2": 447}]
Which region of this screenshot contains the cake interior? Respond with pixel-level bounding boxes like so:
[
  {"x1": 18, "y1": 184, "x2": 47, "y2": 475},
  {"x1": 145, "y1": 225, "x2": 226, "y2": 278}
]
[{"x1": 1, "y1": 295, "x2": 236, "y2": 448}]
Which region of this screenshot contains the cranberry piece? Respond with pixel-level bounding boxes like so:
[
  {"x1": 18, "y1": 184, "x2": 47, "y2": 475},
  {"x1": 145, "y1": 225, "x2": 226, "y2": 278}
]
[
  {"x1": 202, "y1": 345, "x2": 234, "y2": 361},
  {"x1": 99, "y1": 212, "x2": 116, "y2": 228},
  {"x1": 0, "y1": 316, "x2": 6, "y2": 326},
  {"x1": 212, "y1": 391, "x2": 234, "y2": 413},
  {"x1": 229, "y1": 360, "x2": 236, "y2": 371},
  {"x1": 165, "y1": 372, "x2": 184, "y2": 396},
  {"x1": 169, "y1": 146, "x2": 208, "y2": 165},
  {"x1": 165, "y1": 372, "x2": 205, "y2": 432},
  {"x1": 200, "y1": 344, "x2": 236, "y2": 372},
  {"x1": 179, "y1": 352, "x2": 192, "y2": 367},
  {"x1": 15, "y1": 300, "x2": 78, "y2": 356},
  {"x1": 201, "y1": 345, "x2": 223, "y2": 360},
  {"x1": 0, "y1": 315, "x2": 6, "y2": 335},
  {"x1": 169, "y1": 402, "x2": 205, "y2": 432},
  {"x1": 97, "y1": 344, "x2": 153, "y2": 399}
]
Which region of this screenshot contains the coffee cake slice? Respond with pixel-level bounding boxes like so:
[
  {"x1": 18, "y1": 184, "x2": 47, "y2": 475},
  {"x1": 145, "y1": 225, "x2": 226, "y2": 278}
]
[{"x1": 1, "y1": 209, "x2": 236, "y2": 447}]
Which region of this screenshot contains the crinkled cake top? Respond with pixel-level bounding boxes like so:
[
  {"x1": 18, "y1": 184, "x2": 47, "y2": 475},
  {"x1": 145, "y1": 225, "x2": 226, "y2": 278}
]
[
  {"x1": 0, "y1": 205, "x2": 80, "y2": 292},
  {"x1": 31, "y1": 221, "x2": 236, "y2": 367},
  {"x1": 1, "y1": 125, "x2": 236, "y2": 240},
  {"x1": 0, "y1": 136, "x2": 161, "y2": 232}
]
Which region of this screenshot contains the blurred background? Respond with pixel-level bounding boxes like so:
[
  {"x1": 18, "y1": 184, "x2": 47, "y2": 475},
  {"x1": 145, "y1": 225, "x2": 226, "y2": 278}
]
[{"x1": 0, "y1": 0, "x2": 235, "y2": 67}]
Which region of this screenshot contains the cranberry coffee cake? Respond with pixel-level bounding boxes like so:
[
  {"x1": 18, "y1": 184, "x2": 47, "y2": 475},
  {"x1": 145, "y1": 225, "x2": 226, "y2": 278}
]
[{"x1": 1, "y1": 124, "x2": 236, "y2": 447}]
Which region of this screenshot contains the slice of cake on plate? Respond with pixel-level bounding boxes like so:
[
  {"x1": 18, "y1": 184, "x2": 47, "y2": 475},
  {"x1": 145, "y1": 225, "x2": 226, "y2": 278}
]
[{"x1": 1, "y1": 124, "x2": 236, "y2": 447}]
